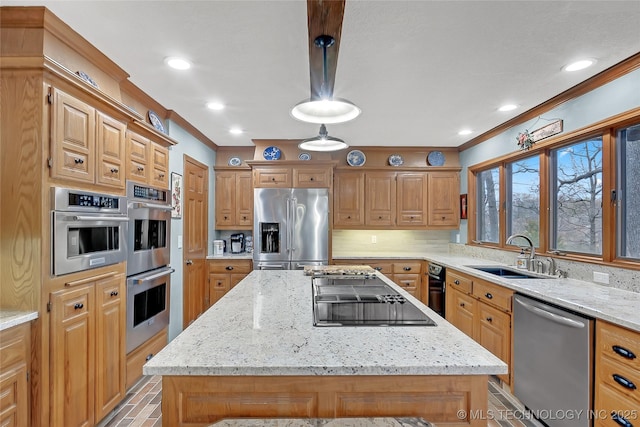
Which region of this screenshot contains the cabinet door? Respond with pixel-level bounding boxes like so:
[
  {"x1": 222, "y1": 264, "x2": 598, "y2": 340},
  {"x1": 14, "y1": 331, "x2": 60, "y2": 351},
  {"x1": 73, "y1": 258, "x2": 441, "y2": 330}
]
[
  {"x1": 333, "y1": 172, "x2": 365, "y2": 227},
  {"x1": 253, "y1": 167, "x2": 292, "y2": 187},
  {"x1": 236, "y1": 171, "x2": 253, "y2": 228},
  {"x1": 126, "y1": 130, "x2": 149, "y2": 183},
  {"x1": 0, "y1": 323, "x2": 30, "y2": 427},
  {"x1": 51, "y1": 89, "x2": 96, "y2": 183},
  {"x1": 50, "y1": 285, "x2": 95, "y2": 427},
  {"x1": 365, "y1": 172, "x2": 396, "y2": 226},
  {"x1": 293, "y1": 167, "x2": 331, "y2": 188},
  {"x1": 446, "y1": 286, "x2": 475, "y2": 338},
  {"x1": 215, "y1": 172, "x2": 237, "y2": 228},
  {"x1": 95, "y1": 274, "x2": 126, "y2": 421},
  {"x1": 427, "y1": 172, "x2": 459, "y2": 227},
  {"x1": 184, "y1": 259, "x2": 206, "y2": 326},
  {"x1": 150, "y1": 143, "x2": 169, "y2": 189},
  {"x1": 476, "y1": 302, "x2": 511, "y2": 384},
  {"x1": 96, "y1": 112, "x2": 126, "y2": 188},
  {"x1": 394, "y1": 274, "x2": 421, "y2": 299},
  {"x1": 396, "y1": 173, "x2": 428, "y2": 227},
  {"x1": 208, "y1": 274, "x2": 231, "y2": 308}
]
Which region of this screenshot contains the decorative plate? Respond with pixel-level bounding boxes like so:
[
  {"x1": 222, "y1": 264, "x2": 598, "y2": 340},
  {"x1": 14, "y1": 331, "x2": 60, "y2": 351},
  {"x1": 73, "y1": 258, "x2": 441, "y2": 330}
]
[
  {"x1": 298, "y1": 152, "x2": 311, "y2": 161},
  {"x1": 346, "y1": 150, "x2": 366, "y2": 167},
  {"x1": 388, "y1": 154, "x2": 404, "y2": 166},
  {"x1": 76, "y1": 71, "x2": 99, "y2": 88},
  {"x1": 427, "y1": 150, "x2": 445, "y2": 166},
  {"x1": 228, "y1": 156, "x2": 242, "y2": 166},
  {"x1": 263, "y1": 146, "x2": 281, "y2": 160},
  {"x1": 148, "y1": 110, "x2": 166, "y2": 134}
]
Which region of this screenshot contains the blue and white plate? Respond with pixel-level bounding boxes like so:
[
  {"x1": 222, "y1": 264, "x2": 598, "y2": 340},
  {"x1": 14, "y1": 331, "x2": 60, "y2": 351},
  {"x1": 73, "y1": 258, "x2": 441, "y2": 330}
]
[
  {"x1": 263, "y1": 146, "x2": 281, "y2": 160},
  {"x1": 228, "y1": 156, "x2": 242, "y2": 166},
  {"x1": 346, "y1": 150, "x2": 366, "y2": 167},
  {"x1": 388, "y1": 154, "x2": 404, "y2": 166},
  {"x1": 298, "y1": 152, "x2": 311, "y2": 161},
  {"x1": 148, "y1": 110, "x2": 166, "y2": 134},
  {"x1": 427, "y1": 150, "x2": 445, "y2": 166},
  {"x1": 76, "y1": 70, "x2": 99, "y2": 88}
]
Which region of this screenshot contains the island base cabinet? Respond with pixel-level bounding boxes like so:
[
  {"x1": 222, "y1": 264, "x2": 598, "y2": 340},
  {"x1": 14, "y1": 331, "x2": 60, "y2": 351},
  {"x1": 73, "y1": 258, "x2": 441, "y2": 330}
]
[
  {"x1": 0, "y1": 323, "x2": 30, "y2": 427},
  {"x1": 161, "y1": 375, "x2": 488, "y2": 426}
]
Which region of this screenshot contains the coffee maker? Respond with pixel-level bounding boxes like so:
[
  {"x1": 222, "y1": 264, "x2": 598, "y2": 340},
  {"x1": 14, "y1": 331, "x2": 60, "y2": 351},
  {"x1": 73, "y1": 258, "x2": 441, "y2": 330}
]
[{"x1": 230, "y1": 233, "x2": 245, "y2": 254}]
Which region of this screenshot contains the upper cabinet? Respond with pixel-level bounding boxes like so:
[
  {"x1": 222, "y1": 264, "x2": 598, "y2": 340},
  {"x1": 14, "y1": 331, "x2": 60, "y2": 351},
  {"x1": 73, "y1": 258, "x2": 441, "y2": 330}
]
[
  {"x1": 50, "y1": 88, "x2": 126, "y2": 189},
  {"x1": 252, "y1": 165, "x2": 332, "y2": 189},
  {"x1": 333, "y1": 171, "x2": 365, "y2": 227},
  {"x1": 125, "y1": 130, "x2": 169, "y2": 189},
  {"x1": 427, "y1": 172, "x2": 460, "y2": 228},
  {"x1": 215, "y1": 169, "x2": 253, "y2": 230}
]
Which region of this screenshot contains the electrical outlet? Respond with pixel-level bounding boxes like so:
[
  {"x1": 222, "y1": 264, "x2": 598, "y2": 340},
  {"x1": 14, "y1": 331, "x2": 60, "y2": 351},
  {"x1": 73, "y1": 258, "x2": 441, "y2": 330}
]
[
  {"x1": 371, "y1": 235, "x2": 377, "y2": 244},
  {"x1": 593, "y1": 271, "x2": 609, "y2": 284}
]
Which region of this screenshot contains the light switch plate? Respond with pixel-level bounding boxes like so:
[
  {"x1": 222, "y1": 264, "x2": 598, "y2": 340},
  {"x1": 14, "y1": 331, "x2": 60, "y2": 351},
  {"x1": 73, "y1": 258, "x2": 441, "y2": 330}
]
[
  {"x1": 178, "y1": 235, "x2": 183, "y2": 249},
  {"x1": 593, "y1": 271, "x2": 609, "y2": 284}
]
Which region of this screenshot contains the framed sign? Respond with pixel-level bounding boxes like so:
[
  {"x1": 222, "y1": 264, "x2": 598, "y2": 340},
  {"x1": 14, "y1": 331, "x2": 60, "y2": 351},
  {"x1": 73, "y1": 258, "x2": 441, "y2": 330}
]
[
  {"x1": 460, "y1": 194, "x2": 468, "y2": 220},
  {"x1": 171, "y1": 172, "x2": 183, "y2": 218}
]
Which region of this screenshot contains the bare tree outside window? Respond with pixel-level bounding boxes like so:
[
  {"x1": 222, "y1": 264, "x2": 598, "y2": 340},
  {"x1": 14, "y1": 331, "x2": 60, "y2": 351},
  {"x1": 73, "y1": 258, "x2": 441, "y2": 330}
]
[
  {"x1": 618, "y1": 124, "x2": 640, "y2": 259},
  {"x1": 507, "y1": 156, "x2": 540, "y2": 247},
  {"x1": 477, "y1": 167, "x2": 500, "y2": 243},
  {"x1": 551, "y1": 138, "x2": 603, "y2": 254}
]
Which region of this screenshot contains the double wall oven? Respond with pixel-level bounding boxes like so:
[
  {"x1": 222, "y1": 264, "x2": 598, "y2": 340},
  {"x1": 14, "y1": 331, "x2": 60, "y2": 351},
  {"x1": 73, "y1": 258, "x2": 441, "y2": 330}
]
[{"x1": 125, "y1": 181, "x2": 173, "y2": 353}]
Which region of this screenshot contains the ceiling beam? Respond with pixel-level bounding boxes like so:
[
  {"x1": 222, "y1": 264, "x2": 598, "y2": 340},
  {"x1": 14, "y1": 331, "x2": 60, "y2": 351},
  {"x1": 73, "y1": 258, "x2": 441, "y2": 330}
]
[{"x1": 307, "y1": 0, "x2": 345, "y2": 100}]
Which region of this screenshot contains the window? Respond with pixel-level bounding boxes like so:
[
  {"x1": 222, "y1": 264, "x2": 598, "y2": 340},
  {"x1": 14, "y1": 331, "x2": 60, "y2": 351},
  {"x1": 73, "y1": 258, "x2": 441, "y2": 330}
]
[
  {"x1": 477, "y1": 167, "x2": 500, "y2": 243},
  {"x1": 550, "y1": 137, "x2": 603, "y2": 255},
  {"x1": 618, "y1": 123, "x2": 640, "y2": 260},
  {"x1": 506, "y1": 155, "x2": 540, "y2": 247}
]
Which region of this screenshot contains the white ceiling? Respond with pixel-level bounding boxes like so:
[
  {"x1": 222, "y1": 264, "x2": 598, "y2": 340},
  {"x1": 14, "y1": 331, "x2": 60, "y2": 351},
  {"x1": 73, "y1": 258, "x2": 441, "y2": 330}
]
[{"x1": 5, "y1": 1, "x2": 640, "y2": 148}]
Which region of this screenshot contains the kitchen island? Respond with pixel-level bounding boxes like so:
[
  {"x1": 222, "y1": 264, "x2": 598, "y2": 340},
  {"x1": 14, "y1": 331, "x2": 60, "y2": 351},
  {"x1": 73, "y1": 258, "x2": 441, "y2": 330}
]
[{"x1": 144, "y1": 270, "x2": 506, "y2": 426}]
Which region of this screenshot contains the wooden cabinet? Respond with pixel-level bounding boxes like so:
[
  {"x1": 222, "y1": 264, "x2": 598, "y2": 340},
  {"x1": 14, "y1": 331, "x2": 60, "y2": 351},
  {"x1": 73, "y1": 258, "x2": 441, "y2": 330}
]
[
  {"x1": 397, "y1": 172, "x2": 428, "y2": 227},
  {"x1": 206, "y1": 259, "x2": 253, "y2": 308},
  {"x1": 293, "y1": 167, "x2": 331, "y2": 188},
  {"x1": 0, "y1": 322, "x2": 30, "y2": 427},
  {"x1": 595, "y1": 321, "x2": 640, "y2": 427},
  {"x1": 215, "y1": 170, "x2": 253, "y2": 230},
  {"x1": 366, "y1": 172, "x2": 396, "y2": 226},
  {"x1": 445, "y1": 269, "x2": 513, "y2": 385},
  {"x1": 50, "y1": 272, "x2": 125, "y2": 426},
  {"x1": 126, "y1": 329, "x2": 167, "y2": 390},
  {"x1": 252, "y1": 165, "x2": 332, "y2": 189},
  {"x1": 50, "y1": 88, "x2": 126, "y2": 188},
  {"x1": 125, "y1": 130, "x2": 169, "y2": 189},
  {"x1": 253, "y1": 167, "x2": 292, "y2": 188},
  {"x1": 333, "y1": 171, "x2": 365, "y2": 227},
  {"x1": 427, "y1": 172, "x2": 459, "y2": 227}
]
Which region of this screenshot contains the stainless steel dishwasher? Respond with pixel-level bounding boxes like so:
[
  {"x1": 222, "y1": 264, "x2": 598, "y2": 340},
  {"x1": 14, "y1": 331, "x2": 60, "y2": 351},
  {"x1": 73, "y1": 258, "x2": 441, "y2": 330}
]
[{"x1": 513, "y1": 294, "x2": 594, "y2": 427}]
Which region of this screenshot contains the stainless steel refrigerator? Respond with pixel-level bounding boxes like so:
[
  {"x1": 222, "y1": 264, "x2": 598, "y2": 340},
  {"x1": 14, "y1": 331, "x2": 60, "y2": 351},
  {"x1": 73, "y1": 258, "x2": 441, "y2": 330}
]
[{"x1": 253, "y1": 188, "x2": 328, "y2": 270}]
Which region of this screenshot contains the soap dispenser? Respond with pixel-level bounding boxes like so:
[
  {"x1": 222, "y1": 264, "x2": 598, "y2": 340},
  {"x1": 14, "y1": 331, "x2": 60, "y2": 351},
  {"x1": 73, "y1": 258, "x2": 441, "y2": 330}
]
[{"x1": 516, "y1": 249, "x2": 528, "y2": 270}]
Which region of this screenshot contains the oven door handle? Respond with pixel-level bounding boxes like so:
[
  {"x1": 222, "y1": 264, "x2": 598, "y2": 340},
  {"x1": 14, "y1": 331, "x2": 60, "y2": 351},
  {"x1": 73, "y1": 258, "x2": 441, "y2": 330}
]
[
  {"x1": 131, "y1": 202, "x2": 173, "y2": 211},
  {"x1": 132, "y1": 267, "x2": 175, "y2": 284},
  {"x1": 72, "y1": 215, "x2": 130, "y2": 222}
]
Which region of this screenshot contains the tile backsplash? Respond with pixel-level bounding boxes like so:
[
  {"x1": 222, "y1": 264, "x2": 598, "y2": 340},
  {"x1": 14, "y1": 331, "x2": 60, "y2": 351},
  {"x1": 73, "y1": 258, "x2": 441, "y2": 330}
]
[{"x1": 332, "y1": 230, "x2": 450, "y2": 256}]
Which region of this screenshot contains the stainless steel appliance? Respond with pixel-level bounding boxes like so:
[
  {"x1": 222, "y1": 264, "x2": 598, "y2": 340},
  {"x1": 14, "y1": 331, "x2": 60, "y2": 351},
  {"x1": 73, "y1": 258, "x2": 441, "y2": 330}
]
[
  {"x1": 253, "y1": 188, "x2": 328, "y2": 270},
  {"x1": 51, "y1": 187, "x2": 128, "y2": 276},
  {"x1": 427, "y1": 263, "x2": 446, "y2": 317},
  {"x1": 126, "y1": 181, "x2": 171, "y2": 276},
  {"x1": 126, "y1": 266, "x2": 173, "y2": 353},
  {"x1": 513, "y1": 294, "x2": 593, "y2": 427},
  {"x1": 312, "y1": 276, "x2": 437, "y2": 327},
  {"x1": 230, "y1": 233, "x2": 245, "y2": 253}
]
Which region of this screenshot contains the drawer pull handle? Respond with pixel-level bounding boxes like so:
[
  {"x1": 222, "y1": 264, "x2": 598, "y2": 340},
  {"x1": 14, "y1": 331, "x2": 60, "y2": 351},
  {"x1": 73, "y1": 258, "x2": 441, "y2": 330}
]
[
  {"x1": 159, "y1": 173, "x2": 165, "y2": 178},
  {"x1": 460, "y1": 303, "x2": 465, "y2": 307},
  {"x1": 137, "y1": 166, "x2": 144, "y2": 171},
  {"x1": 613, "y1": 374, "x2": 637, "y2": 390},
  {"x1": 611, "y1": 413, "x2": 633, "y2": 427},
  {"x1": 454, "y1": 280, "x2": 460, "y2": 285},
  {"x1": 74, "y1": 303, "x2": 84, "y2": 310},
  {"x1": 485, "y1": 292, "x2": 493, "y2": 299},
  {"x1": 74, "y1": 158, "x2": 84, "y2": 164},
  {"x1": 146, "y1": 353, "x2": 154, "y2": 362},
  {"x1": 613, "y1": 345, "x2": 637, "y2": 360},
  {"x1": 225, "y1": 266, "x2": 234, "y2": 271},
  {"x1": 110, "y1": 291, "x2": 119, "y2": 297},
  {"x1": 374, "y1": 267, "x2": 382, "y2": 271},
  {"x1": 403, "y1": 267, "x2": 411, "y2": 271},
  {"x1": 486, "y1": 317, "x2": 493, "y2": 322},
  {"x1": 110, "y1": 167, "x2": 119, "y2": 173}
]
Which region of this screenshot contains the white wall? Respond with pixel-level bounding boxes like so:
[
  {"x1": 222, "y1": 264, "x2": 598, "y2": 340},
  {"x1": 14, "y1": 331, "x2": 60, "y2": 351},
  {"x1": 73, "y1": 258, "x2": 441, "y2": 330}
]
[{"x1": 166, "y1": 122, "x2": 217, "y2": 341}]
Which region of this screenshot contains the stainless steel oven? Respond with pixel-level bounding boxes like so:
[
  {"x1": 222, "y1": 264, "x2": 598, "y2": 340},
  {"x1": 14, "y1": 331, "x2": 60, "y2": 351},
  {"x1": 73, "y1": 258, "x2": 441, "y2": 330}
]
[
  {"x1": 51, "y1": 187, "x2": 128, "y2": 276},
  {"x1": 126, "y1": 266, "x2": 173, "y2": 353},
  {"x1": 126, "y1": 181, "x2": 171, "y2": 276}
]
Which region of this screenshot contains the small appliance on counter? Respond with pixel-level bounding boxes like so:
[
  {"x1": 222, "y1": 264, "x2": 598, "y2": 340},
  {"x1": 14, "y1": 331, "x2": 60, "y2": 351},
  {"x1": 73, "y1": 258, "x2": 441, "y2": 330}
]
[
  {"x1": 230, "y1": 233, "x2": 245, "y2": 253},
  {"x1": 213, "y1": 240, "x2": 225, "y2": 256}
]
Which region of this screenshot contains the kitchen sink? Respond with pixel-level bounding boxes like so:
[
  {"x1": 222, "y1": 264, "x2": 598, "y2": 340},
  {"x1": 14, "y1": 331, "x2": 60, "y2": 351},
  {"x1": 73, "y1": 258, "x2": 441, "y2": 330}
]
[{"x1": 465, "y1": 265, "x2": 555, "y2": 279}]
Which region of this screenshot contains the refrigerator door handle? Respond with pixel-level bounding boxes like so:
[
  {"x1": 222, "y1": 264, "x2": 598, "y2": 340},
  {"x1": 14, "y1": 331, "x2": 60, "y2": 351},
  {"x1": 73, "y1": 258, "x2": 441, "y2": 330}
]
[
  {"x1": 290, "y1": 197, "x2": 296, "y2": 253},
  {"x1": 286, "y1": 197, "x2": 291, "y2": 253}
]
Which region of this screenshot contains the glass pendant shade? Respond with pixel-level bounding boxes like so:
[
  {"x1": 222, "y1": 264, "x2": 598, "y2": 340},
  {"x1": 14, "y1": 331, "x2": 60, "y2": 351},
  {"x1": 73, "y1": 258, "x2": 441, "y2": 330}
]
[
  {"x1": 298, "y1": 124, "x2": 349, "y2": 152},
  {"x1": 291, "y1": 98, "x2": 361, "y2": 124}
]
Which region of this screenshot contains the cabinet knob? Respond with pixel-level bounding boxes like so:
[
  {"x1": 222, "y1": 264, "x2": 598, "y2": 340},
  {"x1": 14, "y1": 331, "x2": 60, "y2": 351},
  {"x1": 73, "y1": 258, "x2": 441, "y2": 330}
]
[
  {"x1": 454, "y1": 280, "x2": 460, "y2": 285},
  {"x1": 378, "y1": 216, "x2": 382, "y2": 219},
  {"x1": 485, "y1": 292, "x2": 493, "y2": 299},
  {"x1": 347, "y1": 216, "x2": 351, "y2": 219},
  {"x1": 224, "y1": 216, "x2": 228, "y2": 220},
  {"x1": 271, "y1": 177, "x2": 276, "y2": 181},
  {"x1": 145, "y1": 353, "x2": 154, "y2": 361},
  {"x1": 310, "y1": 177, "x2": 314, "y2": 181},
  {"x1": 486, "y1": 317, "x2": 493, "y2": 322},
  {"x1": 74, "y1": 158, "x2": 84, "y2": 164},
  {"x1": 374, "y1": 267, "x2": 382, "y2": 271},
  {"x1": 403, "y1": 266, "x2": 411, "y2": 271},
  {"x1": 159, "y1": 173, "x2": 165, "y2": 178},
  {"x1": 137, "y1": 166, "x2": 144, "y2": 171},
  {"x1": 242, "y1": 216, "x2": 247, "y2": 220},
  {"x1": 110, "y1": 167, "x2": 119, "y2": 173},
  {"x1": 110, "y1": 291, "x2": 119, "y2": 297},
  {"x1": 442, "y1": 216, "x2": 446, "y2": 220},
  {"x1": 410, "y1": 216, "x2": 414, "y2": 219},
  {"x1": 225, "y1": 266, "x2": 234, "y2": 271},
  {"x1": 74, "y1": 303, "x2": 84, "y2": 310},
  {"x1": 460, "y1": 303, "x2": 465, "y2": 307}
]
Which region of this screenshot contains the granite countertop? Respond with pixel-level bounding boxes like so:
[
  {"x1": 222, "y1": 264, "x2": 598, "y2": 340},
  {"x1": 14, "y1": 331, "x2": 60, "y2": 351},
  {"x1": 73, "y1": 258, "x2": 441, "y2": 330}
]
[
  {"x1": 144, "y1": 270, "x2": 507, "y2": 377},
  {"x1": 206, "y1": 253, "x2": 253, "y2": 260},
  {"x1": 334, "y1": 252, "x2": 640, "y2": 333},
  {"x1": 0, "y1": 309, "x2": 38, "y2": 331},
  {"x1": 210, "y1": 418, "x2": 431, "y2": 427}
]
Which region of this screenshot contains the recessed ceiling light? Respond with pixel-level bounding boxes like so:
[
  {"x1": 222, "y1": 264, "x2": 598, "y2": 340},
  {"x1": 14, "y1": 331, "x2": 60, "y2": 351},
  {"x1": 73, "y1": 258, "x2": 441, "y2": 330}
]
[
  {"x1": 229, "y1": 128, "x2": 243, "y2": 135},
  {"x1": 458, "y1": 129, "x2": 473, "y2": 136},
  {"x1": 563, "y1": 59, "x2": 596, "y2": 72},
  {"x1": 164, "y1": 57, "x2": 191, "y2": 70},
  {"x1": 206, "y1": 102, "x2": 225, "y2": 111},
  {"x1": 498, "y1": 104, "x2": 518, "y2": 112}
]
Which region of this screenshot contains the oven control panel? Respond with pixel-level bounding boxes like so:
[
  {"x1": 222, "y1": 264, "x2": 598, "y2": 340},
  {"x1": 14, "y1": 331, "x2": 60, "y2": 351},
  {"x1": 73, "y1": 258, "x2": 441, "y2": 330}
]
[
  {"x1": 52, "y1": 187, "x2": 127, "y2": 214},
  {"x1": 131, "y1": 183, "x2": 168, "y2": 202},
  {"x1": 69, "y1": 193, "x2": 120, "y2": 209}
]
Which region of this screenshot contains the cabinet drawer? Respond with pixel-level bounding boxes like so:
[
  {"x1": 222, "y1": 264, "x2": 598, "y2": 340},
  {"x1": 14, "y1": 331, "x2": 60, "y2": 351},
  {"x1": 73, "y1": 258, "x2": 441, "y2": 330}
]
[
  {"x1": 446, "y1": 271, "x2": 473, "y2": 294},
  {"x1": 595, "y1": 383, "x2": 640, "y2": 427},
  {"x1": 208, "y1": 260, "x2": 252, "y2": 274},
  {"x1": 126, "y1": 329, "x2": 167, "y2": 390},
  {"x1": 393, "y1": 262, "x2": 422, "y2": 274},
  {"x1": 598, "y1": 356, "x2": 640, "y2": 404},
  {"x1": 477, "y1": 303, "x2": 510, "y2": 332},
  {"x1": 367, "y1": 262, "x2": 393, "y2": 275},
  {"x1": 0, "y1": 323, "x2": 29, "y2": 371},
  {"x1": 473, "y1": 280, "x2": 512, "y2": 312},
  {"x1": 209, "y1": 274, "x2": 230, "y2": 290},
  {"x1": 293, "y1": 168, "x2": 330, "y2": 188},
  {"x1": 394, "y1": 274, "x2": 420, "y2": 290},
  {"x1": 253, "y1": 168, "x2": 292, "y2": 187},
  {"x1": 597, "y1": 321, "x2": 640, "y2": 372}
]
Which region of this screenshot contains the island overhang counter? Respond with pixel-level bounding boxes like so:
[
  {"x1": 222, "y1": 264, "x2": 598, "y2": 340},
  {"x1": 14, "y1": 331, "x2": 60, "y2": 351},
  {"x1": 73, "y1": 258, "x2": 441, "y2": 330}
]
[{"x1": 144, "y1": 270, "x2": 506, "y2": 426}]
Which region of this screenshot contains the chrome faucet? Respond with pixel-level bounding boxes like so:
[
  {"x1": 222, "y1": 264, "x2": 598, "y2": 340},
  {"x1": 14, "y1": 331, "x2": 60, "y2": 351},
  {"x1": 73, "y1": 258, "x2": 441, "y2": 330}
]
[
  {"x1": 546, "y1": 257, "x2": 556, "y2": 276},
  {"x1": 506, "y1": 234, "x2": 535, "y2": 265}
]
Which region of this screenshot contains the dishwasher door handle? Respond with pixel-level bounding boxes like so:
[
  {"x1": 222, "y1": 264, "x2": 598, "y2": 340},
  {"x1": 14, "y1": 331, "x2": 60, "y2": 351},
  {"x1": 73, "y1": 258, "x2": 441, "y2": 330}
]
[{"x1": 515, "y1": 298, "x2": 586, "y2": 328}]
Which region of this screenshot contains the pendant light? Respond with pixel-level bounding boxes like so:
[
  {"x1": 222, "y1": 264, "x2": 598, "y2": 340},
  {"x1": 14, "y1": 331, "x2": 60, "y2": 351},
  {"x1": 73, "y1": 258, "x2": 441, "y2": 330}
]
[
  {"x1": 298, "y1": 124, "x2": 348, "y2": 152},
  {"x1": 291, "y1": 35, "x2": 361, "y2": 124}
]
